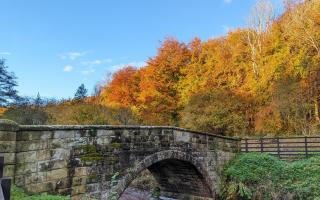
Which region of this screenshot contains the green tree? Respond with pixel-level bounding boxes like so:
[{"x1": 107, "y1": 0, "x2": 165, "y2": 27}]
[
  {"x1": 0, "y1": 59, "x2": 19, "y2": 106},
  {"x1": 74, "y1": 84, "x2": 88, "y2": 100}
]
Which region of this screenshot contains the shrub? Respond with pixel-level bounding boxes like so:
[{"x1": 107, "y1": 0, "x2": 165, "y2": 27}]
[{"x1": 221, "y1": 153, "x2": 320, "y2": 200}]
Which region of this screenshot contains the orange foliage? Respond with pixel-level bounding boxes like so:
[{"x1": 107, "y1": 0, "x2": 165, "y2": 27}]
[
  {"x1": 96, "y1": 1, "x2": 320, "y2": 135},
  {"x1": 101, "y1": 66, "x2": 140, "y2": 108},
  {"x1": 137, "y1": 38, "x2": 190, "y2": 125},
  {"x1": 0, "y1": 107, "x2": 7, "y2": 115}
]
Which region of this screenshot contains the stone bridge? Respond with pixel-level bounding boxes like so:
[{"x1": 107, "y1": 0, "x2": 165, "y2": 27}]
[{"x1": 0, "y1": 119, "x2": 240, "y2": 200}]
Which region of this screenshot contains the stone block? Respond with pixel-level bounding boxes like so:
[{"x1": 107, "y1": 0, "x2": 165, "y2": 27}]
[
  {"x1": 86, "y1": 173, "x2": 100, "y2": 184},
  {"x1": 74, "y1": 167, "x2": 88, "y2": 176},
  {"x1": 96, "y1": 136, "x2": 111, "y2": 145},
  {"x1": 85, "y1": 183, "x2": 100, "y2": 193},
  {"x1": 47, "y1": 168, "x2": 68, "y2": 181},
  {"x1": 15, "y1": 162, "x2": 37, "y2": 175},
  {"x1": 96, "y1": 130, "x2": 114, "y2": 137},
  {"x1": 174, "y1": 131, "x2": 190, "y2": 142},
  {"x1": 30, "y1": 172, "x2": 47, "y2": 183},
  {"x1": 38, "y1": 159, "x2": 67, "y2": 172},
  {"x1": 16, "y1": 131, "x2": 45, "y2": 141},
  {"x1": 0, "y1": 119, "x2": 19, "y2": 131},
  {"x1": 71, "y1": 194, "x2": 86, "y2": 200},
  {"x1": 56, "y1": 178, "x2": 71, "y2": 189},
  {"x1": 36, "y1": 150, "x2": 51, "y2": 161},
  {"x1": 4, "y1": 164, "x2": 15, "y2": 177},
  {"x1": 51, "y1": 138, "x2": 67, "y2": 149},
  {"x1": 53, "y1": 130, "x2": 74, "y2": 139},
  {"x1": 0, "y1": 141, "x2": 16, "y2": 153},
  {"x1": 39, "y1": 131, "x2": 54, "y2": 140},
  {"x1": 25, "y1": 181, "x2": 56, "y2": 194},
  {"x1": 0, "y1": 153, "x2": 15, "y2": 164},
  {"x1": 0, "y1": 131, "x2": 16, "y2": 141},
  {"x1": 71, "y1": 185, "x2": 86, "y2": 195},
  {"x1": 51, "y1": 148, "x2": 70, "y2": 160},
  {"x1": 16, "y1": 140, "x2": 49, "y2": 151},
  {"x1": 16, "y1": 151, "x2": 37, "y2": 162},
  {"x1": 72, "y1": 176, "x2": 86, "y2": 186},
  {"x1": 15, "y1": 175, "x2": 27, "y2": 186},
  {"x1": 57, "y1": 187, "x2": 71, "y2": 195}
]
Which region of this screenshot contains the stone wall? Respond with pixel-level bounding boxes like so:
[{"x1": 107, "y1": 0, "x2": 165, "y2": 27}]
[{"x1": 0, "y1": 119, "x2": 240, "y2": 200}]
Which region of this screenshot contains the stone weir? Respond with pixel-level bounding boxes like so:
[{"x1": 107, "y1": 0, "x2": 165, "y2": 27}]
[{"x1": 0, "y1": 119, "x2": 240, "y2": 200}]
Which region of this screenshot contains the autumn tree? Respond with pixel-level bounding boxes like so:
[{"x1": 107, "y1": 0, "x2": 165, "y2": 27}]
[
  {"x1": 138, "y1": 38, "x2": 190, "y2": 125},
  {"x1": 92, "y1": 0, "x2": 320, "y2": 136},
  {"x1": 255, "y1": 76, "x2": 311, "y2": 135},
  {"x1": 246, "y1": 0, "x2": 275, "y2": 79},
  {"x1": 71, "y1": 104, "x2": 111, "y2": 125},
  {"x1": 284, "y1": 0, "x2": 320, "y2": 55},
  {"x1": 178, "y1": 37, "x2": 207, "y2": 105},
  {"x1": 100, "y1": 66, "x2": 140, "y2": 108},
  {"x1": 178, "y1": 32, "x2": 250, "y2": 106},
  {"x1": 180, "y1": 90, "x2": 253, "y2": 136},
  {"x1": 283, "y1": 0, "x2": 320, "y2": 122}
]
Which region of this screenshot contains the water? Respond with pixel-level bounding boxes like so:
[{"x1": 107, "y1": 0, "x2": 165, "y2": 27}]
[{"x1": 120, "y1": 187, "x2": 177, "y2": 200}]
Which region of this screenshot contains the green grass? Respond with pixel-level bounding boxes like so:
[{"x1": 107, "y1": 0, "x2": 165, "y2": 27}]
[
  {"x1": 11, "y1": 185, "x2": 70, "y2": 200},
  {"x1": 220, "y1": 153, "x2": 320, "y2": 200}
]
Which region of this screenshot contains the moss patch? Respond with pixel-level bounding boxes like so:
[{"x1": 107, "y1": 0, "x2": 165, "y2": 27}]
[
  {"x1": 111, "y1": 142, "x2": 121, "y2": 149},
  {"x1": 78, "y1": 144, "x2": 103, "y2": 162}
]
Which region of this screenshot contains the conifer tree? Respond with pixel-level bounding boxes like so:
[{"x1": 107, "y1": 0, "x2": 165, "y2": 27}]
[
  {"x1": 74, "y1": 84, "x2": 88, "y2": 100},
  {"x1": 0, "y1": 59, "x2": 19, "y2": 106}
]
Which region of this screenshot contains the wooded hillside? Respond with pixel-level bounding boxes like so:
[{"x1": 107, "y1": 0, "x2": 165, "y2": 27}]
[
  {"x1": 98, "y1": 0, "x2": 320, "y2": 136},
  {"x1": 1, "y1": 0, "x2": 319, "y2": 137}
]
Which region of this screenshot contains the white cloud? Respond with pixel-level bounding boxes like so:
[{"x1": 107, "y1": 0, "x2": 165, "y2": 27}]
[
  {"x1": 82, "y1": 60, "x2": 102, "y2": 65},
  {"x1": 108, "y1": 61, "x2": 146, "y2": 71},
  {"x1": 63, "y1": 65, "x2": 73, "y2": 72},
  {"x1": 82, "y1": 58, "x2": 112, "y2": 66},
  {"x1": 224, "y1": 0, "x2": 232, "y2": 3},
  {"x1": 0, "y1": 52, "x2": 11, "y2": 55},
  {"x1": 60, "y1": 51, "x2": 88, "y2": 60},
  {"x1": 81, "y1": 69, "x2": 95, "y2": 75}
]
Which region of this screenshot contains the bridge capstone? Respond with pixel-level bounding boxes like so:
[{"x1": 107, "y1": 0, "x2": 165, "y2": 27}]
[{"x1": 0, "y1": 120, "x2": 240, "y2": 200}]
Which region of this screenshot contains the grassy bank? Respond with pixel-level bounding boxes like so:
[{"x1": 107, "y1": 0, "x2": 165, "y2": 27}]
[
  {"x1": 11, "y1": 185, "x2": 70, "y2": 200},
  {"x1": 220, "y1": 153, "x2": 320, "y2": 200}
]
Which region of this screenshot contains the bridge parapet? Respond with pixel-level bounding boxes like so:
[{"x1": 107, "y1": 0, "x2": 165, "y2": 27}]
[{"x1": 0, "y1": 119, "x2": 240, "y2": 199}]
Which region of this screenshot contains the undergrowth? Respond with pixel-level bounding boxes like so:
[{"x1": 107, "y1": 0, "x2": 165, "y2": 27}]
[
  {"x1": 220, "y1": 153, "x2": 320, "y2": 200},
  {"x1": 11, "y1": 185, "x2": 70, "y2": 200}
]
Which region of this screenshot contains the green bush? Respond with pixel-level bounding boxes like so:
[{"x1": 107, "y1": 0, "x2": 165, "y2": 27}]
[
  {"x1": 11, "y1": 185, "x2": 70, "y2": 200},
  {"x1": 280, "y1": 156, "x2": 320, "y2": 199},
  {"x1": 220, "y1": 153, "x2": 320, "y2": 200}
]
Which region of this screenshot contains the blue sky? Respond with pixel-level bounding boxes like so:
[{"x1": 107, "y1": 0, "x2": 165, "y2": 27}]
[{"x1": 0, "y1": 0, "x2": 283, "y2": 99}]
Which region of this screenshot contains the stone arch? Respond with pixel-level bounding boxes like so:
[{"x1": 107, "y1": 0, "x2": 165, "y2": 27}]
[{"x1": 106, "y1": 150, "x2": 216, "y2": 199}]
